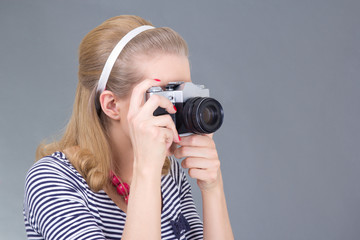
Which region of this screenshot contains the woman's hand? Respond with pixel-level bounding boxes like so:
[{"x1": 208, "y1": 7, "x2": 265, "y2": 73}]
[
  {"x1": 174, "y1": 134, "x2": 221, "y2": 192},
  {"x1": 174, "y1": 134, "x2": 234, "y2": 239},
  {"x1": 127, "y1": 79, "x2": 180, "y2": 175}
]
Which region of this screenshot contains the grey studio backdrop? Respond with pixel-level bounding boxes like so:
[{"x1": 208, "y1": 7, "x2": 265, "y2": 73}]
[{"x1": 0, "y1": 0, "x2": 359, "y2": 239}]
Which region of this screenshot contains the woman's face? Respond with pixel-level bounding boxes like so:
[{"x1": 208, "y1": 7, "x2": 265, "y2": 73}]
[{"x1": 116, "y1": 54, "x2": 191, "y2": 154}]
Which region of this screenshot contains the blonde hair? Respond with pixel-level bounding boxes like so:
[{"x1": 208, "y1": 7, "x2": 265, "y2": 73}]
[{"x1": 36, "y1": 15, "x2": 189, "y2": 191}]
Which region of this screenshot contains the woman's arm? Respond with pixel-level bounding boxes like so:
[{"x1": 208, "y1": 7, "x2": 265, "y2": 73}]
[
  {"x1": 201, "y1": 171, "x2": 234, "y2": 239},
  {"x1": 175, "y1": 134, "x2": 234, "y2": 240},
  {"x1": 121, "y1": 79, "x2": 180, "y2": 239},
  {"x1": 122, "y1": 170, "x2": 163, "y2": 239}
]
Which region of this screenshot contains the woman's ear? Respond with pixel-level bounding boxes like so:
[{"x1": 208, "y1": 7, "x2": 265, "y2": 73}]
[{"x1": 99, "y1": 90, "x2": 121, "y2": 120}]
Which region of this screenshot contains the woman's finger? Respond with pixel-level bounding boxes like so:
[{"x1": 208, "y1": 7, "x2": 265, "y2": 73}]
[
  {"x1": 181, "y1": 157, "x2": 220, "y2": 169},
  {"x1": 188, "y1": 168, "x2": 218, "y2": 183},
  {"x1": 174, "y1": 146, "x2": 218, "y2": 159},
  {"x1": 128, "y1": 79, "x2": 162, "y2": 115},
  {"x1": 178, "y1": 134, "x2": 215, "y2": 148},
  {"x1": 152, "y1": 114, "x2": 180, "y2": 143},
  {"x1": 158, "y1": 127, "x2": 175, "y2": 149},
  {"x1": 141, "y1": 94, "x2": 177, "y2": 118}
]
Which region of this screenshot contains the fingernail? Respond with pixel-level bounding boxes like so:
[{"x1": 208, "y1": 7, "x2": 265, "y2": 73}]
[
  {"x1": 178, "y1": 135, "x2": 181, "y2": 141},
  {"x1": 173, "y1": 105, "x2": 177, "y2": 111},
  {"x1": 154, "y1": 79, "x2": 161, "y2": 82}
]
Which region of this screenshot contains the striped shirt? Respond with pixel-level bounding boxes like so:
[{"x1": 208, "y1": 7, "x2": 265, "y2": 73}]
[{"x1": 23, "y1": 151, "x2": 203, "y2": 239}]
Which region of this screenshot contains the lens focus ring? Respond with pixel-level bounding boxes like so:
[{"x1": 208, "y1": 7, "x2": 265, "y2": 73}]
[{"x1": 183, "y1": 97, "x2": 224, "y2": 134}]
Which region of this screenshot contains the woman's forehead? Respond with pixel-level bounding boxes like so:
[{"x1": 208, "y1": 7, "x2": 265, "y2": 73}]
[{"x1": 140, "y1": 54, "x2": 191, "y2": 83}]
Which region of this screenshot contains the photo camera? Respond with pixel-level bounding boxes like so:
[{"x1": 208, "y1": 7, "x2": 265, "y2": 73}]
[{"x1": 146, "y1": 82, "x2": 224, "y2": 134}]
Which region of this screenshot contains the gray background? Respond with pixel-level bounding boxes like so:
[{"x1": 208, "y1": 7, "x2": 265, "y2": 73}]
[{"x1": 1, "y1": 0, "x2": 359, "y2": 239}]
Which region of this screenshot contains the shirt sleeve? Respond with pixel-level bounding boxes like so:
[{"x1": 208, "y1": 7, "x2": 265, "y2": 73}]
[
  {"x1": 171, "y1": 157, "x2": 204, "y2": 240},
  {"x1": 23, "y1": 157, "x2": 105, "y2": 240}
]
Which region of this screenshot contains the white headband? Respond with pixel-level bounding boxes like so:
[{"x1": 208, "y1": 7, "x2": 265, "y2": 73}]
[{"x1": 96, "y1": 25, "x2": 155, "y2": 93}]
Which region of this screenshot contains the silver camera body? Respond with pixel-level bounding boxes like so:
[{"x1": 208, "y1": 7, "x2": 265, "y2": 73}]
[{"x1": 146, "y1": 82, "x2": 224, "y2": 134}]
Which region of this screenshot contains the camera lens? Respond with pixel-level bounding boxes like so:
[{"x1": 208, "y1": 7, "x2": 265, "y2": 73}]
[
  {"x1": 201, "y1": 106, "x2": 216, "y2": 125},
  {"x1": 182, "y1": 97, "x2": 224, "y2": 134}
]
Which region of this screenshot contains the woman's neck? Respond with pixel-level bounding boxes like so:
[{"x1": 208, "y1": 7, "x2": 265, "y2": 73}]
[{"x1": 108, "y1": 124, "x2": 134, "y2": 185}]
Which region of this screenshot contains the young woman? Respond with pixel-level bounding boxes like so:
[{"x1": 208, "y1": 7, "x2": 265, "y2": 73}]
[{"x1": 23, "y1": 15, "x2": 233, "y2": 240}]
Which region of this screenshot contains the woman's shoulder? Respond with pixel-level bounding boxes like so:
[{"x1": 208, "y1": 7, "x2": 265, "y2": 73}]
[
  {"x1": 23, "y1": 152, "x2": 105, "y2": 238},
  {"x1": 25, "y1": 151, "x2": 89, "y2": 194},
  {"x1": 24, "y1": 151, "x2": 90, "y2": 213},
  {"x1": 27, "y1": 151, "x2": 80, "y2": 176}
]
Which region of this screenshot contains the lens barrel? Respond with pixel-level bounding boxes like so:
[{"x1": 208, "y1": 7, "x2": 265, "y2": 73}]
[{"x1": 182, "y1": 97, "x2": 224, "y2": 134}]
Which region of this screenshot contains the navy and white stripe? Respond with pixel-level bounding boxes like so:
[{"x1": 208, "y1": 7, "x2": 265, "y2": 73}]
[{"x1": 23, "y1": 152, "x2": 203, "y2": 240}]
